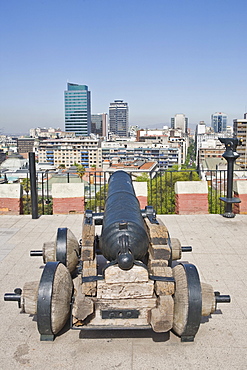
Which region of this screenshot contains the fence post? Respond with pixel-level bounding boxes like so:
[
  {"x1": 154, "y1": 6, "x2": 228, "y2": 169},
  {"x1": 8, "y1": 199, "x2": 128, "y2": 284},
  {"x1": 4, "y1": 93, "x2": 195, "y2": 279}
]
[
  {"x1": 219, "y1": 138, "x2": 241, "y2": 218},
  {"x1": 29, "y1": 152, "x2": 38, "y2": 219}
]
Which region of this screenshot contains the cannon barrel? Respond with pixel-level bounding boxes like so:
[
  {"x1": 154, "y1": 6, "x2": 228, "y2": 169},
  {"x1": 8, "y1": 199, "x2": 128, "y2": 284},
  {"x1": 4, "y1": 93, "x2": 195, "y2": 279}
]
[{"x1": 99, "y1": 171, "x2": 150, "y2": 270}]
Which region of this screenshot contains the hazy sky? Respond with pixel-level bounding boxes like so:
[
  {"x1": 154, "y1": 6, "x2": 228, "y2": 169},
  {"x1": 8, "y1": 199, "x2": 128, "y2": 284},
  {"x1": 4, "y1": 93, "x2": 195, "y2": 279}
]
[{"x1": 1, "y1": 0, "x2": 247, "y2": 134}]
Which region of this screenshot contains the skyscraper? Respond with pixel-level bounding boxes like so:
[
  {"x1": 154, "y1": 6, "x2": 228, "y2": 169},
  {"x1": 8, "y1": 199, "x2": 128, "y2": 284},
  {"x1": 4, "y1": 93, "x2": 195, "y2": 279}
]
[
  {"x1": 109, "y1": 100, "x2": 129, "y2": 137},
  {"x1": 211, "y1": 112, "x2": 227, "y2": 133},
  {"x1": 171, "y1": 113, "x2": 188, "y2": 133},
  {"x1": 64, "y1": 83, "x2": 91, "y2": 136},
  {"x1": 91, "y1": 113, "x2": 108, "y2": 137}
]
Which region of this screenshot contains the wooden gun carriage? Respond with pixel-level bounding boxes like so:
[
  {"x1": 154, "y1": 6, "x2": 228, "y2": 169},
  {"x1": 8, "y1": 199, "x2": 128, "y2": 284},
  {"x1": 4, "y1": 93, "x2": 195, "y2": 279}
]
[{"x1": 4, "y1": 170, "x2": 230, "y2": 342}]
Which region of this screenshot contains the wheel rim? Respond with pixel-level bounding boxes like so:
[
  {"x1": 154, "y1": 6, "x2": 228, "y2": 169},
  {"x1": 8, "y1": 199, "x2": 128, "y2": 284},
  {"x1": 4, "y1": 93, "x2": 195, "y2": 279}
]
[
  {"x1": 37, "y1": 261, "x2": 73, "y2": 339},
  {"x1": 173, "y1": 263, "x2": 202, "y2": 341}
]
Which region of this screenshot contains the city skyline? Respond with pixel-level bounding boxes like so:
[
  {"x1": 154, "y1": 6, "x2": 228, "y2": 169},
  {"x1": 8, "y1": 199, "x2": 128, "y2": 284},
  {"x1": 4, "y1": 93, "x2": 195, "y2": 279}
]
[{"x1": 1, "y1": 0, "x2": 247, "y2": 135}]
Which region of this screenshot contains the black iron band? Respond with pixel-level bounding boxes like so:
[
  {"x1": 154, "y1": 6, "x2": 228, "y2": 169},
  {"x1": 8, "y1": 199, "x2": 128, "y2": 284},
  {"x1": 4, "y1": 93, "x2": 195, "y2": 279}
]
[
  {"x1": 37, "y1": 261, "x2": 60, "y2": 337},
  {"x1": 56, "y1": 228, "x2": 67, "y2": 266},
  {"x1": 181, "y1": 263, "x2": 202, "y2": 341}
]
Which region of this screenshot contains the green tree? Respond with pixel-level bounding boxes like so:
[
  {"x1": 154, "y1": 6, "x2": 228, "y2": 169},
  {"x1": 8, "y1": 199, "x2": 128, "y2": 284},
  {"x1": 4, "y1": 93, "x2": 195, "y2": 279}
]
[
  {"x1": 208, "y1": 187, "x2": 225, "y2": 214},
  {"x1": 135, "y1": 173, "x2": 150, "y2": 182},
  {"x1": 21, "y1": 178, "x2": 30, "y2": 194},
  {"x1": 86, "y1": 184, "x2": 108, "y2": 212},
  {"x1": 149, "y1": 170, "x2": 200, "y2": 214},
  {"x1": 76, "y1": 164, "x2": 85, "y2": 181},
  {"x1": 184, "y1": 140, "x2": 196, "y2": 168}
]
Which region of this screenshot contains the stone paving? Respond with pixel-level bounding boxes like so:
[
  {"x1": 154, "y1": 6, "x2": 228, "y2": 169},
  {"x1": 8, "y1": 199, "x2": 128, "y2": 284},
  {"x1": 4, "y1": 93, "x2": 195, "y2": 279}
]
[{"x1": 0, "y1": 214, "x2": 246, "y2": 369}]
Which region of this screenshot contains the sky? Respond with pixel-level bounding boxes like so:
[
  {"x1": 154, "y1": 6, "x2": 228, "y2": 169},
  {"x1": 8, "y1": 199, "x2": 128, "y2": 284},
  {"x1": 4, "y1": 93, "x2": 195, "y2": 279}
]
[{"x1": 1, "y1": 0, "x2": 247, "y2": 135}]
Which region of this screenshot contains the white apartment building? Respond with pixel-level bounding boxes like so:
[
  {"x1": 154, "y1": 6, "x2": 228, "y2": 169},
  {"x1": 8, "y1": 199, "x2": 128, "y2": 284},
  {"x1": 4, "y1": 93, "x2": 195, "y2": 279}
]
[
  {"x1": 37, "y1": 138, "x2": 102, "y2": 168},
  {"x1": 30, "y1": 127, "x2": 75, "y2": 139},
  {"x1": 101, "y1": 139, "x2": 181, "y2": 169},
  {"x1": 137, "y1": 127, "x2": 189, "y2": 165}
]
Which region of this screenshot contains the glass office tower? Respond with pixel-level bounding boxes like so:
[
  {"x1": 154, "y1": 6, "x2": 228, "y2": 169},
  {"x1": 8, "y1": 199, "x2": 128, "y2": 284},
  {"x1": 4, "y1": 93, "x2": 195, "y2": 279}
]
[
  {"x1": 91, "y1": 113, "x2": 108, "y2": 137},
  {"x1": 109, "y1": 100, "x2": 129, "y2": 137},
  {"x1": 65, "y1": 83, "x2": 91, "y2": 136}
]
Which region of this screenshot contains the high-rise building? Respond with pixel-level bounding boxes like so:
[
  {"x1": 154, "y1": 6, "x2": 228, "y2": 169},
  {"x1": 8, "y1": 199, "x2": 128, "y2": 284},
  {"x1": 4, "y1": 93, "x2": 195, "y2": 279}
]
[
  {"x1": 233, "y1": 113, "x2": 247, "y2": 169},
  {"x1": 211, "y1": 112, "x2": 227, "y2": 133},
  {"x1": 171, "y1": 114, "x2": 188, "y2": 133},
  {"x1": 64, "y1": 83, "x2": 91, "y2": 137},
  {"x1": 109, "y1": 100, "x2": 129, "y2": 137},
  {"x1": 91, "y1": 113, "x2": 108, "y2": 137}
]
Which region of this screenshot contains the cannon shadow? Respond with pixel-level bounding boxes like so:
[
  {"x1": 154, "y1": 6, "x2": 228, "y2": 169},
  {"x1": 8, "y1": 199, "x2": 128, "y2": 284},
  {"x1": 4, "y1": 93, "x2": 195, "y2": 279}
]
[{"x1": 79, "y1": 328, "x2": 170, "y2": 342}]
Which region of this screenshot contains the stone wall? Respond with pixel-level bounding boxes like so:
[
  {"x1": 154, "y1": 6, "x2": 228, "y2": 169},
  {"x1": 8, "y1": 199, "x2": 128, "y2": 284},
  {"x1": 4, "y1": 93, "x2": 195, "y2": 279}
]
[
  {"x1": 52, "y1": 183, "x2": 84, "y2": 214},
  {"x1": 175, "y1": 181, "x2": 208, "y2": 215},
  {"x1": 233, "y1": 180, "x2": 247, "y2": 214},
  {"x1": 133, "y1": 181, "x2": 148, "y2": 209},
  {"x1": 0, "y1": 184, "x2": 23, "y2": 215}
]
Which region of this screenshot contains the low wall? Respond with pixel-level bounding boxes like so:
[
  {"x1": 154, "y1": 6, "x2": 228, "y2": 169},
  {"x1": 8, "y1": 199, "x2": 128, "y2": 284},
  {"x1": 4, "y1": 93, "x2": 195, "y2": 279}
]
[
  {"x1": 52, "y1": 183, "x2": 84, "y2": 214},
  {"x1": 175, "y1": 181, "x2": 208, "y2": 215},
  {"x1": 233, "y1": 180, "x2": 247, "y2": 214},
  {"x1": 133, "y1": 181, "x2": 148, "y2": 208},
  {"x1": 0, "y1": 184, "x2": 23, "y2": 215}
]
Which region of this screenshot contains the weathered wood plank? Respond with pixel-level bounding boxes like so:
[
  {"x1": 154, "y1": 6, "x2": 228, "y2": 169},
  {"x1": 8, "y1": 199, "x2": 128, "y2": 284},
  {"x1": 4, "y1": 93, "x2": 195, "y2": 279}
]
[
  {"x1": 148, "y1": 259, "x2": 168, "y2": 270},
  {"x1": 104, "y1": 264, "x2": 149, "y2": 284},
  {"x1": 145, "y1": 217, "x2": 169, "y2": 244},
  {"x1": 82, "y1": 259, "x2": 97, "y2": 296},
  {"x1": 72, "y1": 276, "x2": 94, "y2": 321},
  {"x1": 149, "y1": 295, "x2": 174, "y2": 332},
  {"x1": 150, "y1": 266, "x2": 175, "y2": 296},
  {"x1": 149, "y1": 244, "x2": 171, "y2": 260},
  {"x1": 95, "y1": 297, "x2": 157, "y2": 309},
  {"x1": 97, "y1": 280, "x2": 154, "y2": 299},
  {"x1": 43, "y1": 241, "x2": 56, "y2": 263},
  {"x1": 81, "y1": 222, "x2": 95, "y2": 261},
  {"x1": 170, "y1": 238, "x2": 182, "y2": 261},
  {"x1": 85, "y1": 297, "x2": 156, "y2": 327}
]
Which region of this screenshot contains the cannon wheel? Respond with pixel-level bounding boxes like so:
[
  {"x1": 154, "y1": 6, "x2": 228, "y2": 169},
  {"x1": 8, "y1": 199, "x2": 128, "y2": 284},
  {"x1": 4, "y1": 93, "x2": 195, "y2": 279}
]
[
  {"x1": 37, "y1": 261, "x2": 73, "y2": 341},
  {"x1": 34, "y1": 228, "x2": 79, "y2": 272},
  {"x1": 56, "y1": 228, "x2": 80, "y2": 272},
  {"x1": 42, "y1": 228, "x2": 79, "y2": 273},
  {"x1": 172, "y1": 263, "x2": 202, "y2": 342}
]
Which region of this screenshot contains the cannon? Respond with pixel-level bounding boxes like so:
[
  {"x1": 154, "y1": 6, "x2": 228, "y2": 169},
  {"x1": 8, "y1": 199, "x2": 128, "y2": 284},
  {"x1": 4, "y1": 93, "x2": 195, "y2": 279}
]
[{"x1": 4, "y1": 170, "x2": 230, "y2": 342}]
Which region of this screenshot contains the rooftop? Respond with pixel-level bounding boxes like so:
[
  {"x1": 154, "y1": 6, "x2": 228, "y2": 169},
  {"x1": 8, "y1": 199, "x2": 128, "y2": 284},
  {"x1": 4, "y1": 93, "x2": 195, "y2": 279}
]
[{"x1": 0, "y1": 214, "x2": 246, "y2": 369}]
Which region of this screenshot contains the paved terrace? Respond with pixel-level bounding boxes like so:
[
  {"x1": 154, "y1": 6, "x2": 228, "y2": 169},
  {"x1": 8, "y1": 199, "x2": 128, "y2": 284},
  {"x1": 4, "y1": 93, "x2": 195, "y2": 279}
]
[{"x1": 0, "y1": 214, "x2": 246, "y2": 369}]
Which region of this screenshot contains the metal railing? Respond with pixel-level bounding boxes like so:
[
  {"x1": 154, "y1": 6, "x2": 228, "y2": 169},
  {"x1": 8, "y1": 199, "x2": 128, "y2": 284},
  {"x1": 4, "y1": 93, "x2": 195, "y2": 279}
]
[{"x1": 2, "y1": 168, "x2": 247, "y2": 215}]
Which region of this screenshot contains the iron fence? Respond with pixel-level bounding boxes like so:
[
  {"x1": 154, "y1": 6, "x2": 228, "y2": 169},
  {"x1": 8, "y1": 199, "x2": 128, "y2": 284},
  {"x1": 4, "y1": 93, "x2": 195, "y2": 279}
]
[{"x1": 2, "y1": 168, "x2": 247, "y2": 215}]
